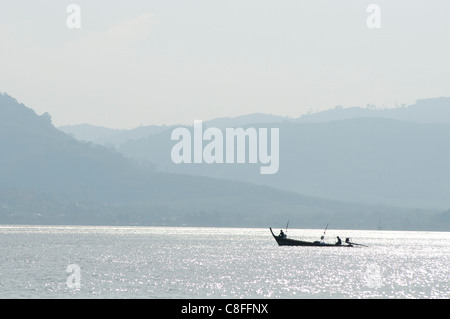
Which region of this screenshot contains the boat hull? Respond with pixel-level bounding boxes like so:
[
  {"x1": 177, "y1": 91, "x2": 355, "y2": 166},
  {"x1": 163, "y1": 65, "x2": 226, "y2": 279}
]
[{"x1": 269, "y1": 228, "x2": 352, "y2": 247}]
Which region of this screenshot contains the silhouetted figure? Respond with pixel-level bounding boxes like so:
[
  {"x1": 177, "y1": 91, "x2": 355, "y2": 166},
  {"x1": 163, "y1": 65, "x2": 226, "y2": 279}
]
[
  {"x1": 336, "y1": 236, "x2": 342, "y2": 245},
  {"x1": 279, "y1": 230, "x2": 286, "y2": 238}
]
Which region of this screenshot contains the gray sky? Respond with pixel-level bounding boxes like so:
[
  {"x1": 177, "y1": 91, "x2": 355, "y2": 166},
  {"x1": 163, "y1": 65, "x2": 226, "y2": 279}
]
[{"x1": 1, "y1": 0, "x2": 449, "y2": 129}]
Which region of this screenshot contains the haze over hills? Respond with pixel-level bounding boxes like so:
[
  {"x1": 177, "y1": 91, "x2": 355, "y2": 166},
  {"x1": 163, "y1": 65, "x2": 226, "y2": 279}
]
[
  {"x1": 60, "y1": 100, "x2": 428, "y2": 148},
  {"x1": 3, "y1": 92, "x2": 439, "y2": 230},
  {"x1": 1, "y1": 93, "x2": 300, "y2": 226},
  {"x1": 59, "y1": 113, "x2": 289, "y2": 148},
  {"x1": 295, "y1": 97, "x2": 450, "y2": 124},
  {"x1": 60, "y1": 97, "x2": 450, "y2": 149},
  {"x1": 59, "y1": 123, "x2": 170, "y2": 148},
  {"x1": 1, "y1": 93, "x2": 449, "y2": 230},
  {"x1": 107, "y1": 98, "x2": 450, "y2": 210}
]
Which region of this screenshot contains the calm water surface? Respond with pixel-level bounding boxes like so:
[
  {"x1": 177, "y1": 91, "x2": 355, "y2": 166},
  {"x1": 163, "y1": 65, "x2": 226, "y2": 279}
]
[{"x1": 0, "y1": 225, "x2": 448, "y2": 298}]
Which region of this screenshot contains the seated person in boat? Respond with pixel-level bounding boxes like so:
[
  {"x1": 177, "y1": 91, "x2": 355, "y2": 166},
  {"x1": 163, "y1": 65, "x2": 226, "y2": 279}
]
[
  {"x1": 279, "y1": 230, "x2": 286, "y2": 238},
  {"x1": 336, "y1": 236, "x2": 342, "y2": 245}
]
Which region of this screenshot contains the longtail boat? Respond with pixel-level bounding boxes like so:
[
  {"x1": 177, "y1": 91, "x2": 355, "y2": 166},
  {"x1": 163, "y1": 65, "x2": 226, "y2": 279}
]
[{"x1": 269, "y1": 227, "x2": 358, "y2": 247}]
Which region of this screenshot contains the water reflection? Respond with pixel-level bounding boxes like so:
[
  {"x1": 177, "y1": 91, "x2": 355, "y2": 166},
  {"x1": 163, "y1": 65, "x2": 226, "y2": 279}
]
[{"x1": 0, "y1": 226, "x2": 448, "y2": 298}]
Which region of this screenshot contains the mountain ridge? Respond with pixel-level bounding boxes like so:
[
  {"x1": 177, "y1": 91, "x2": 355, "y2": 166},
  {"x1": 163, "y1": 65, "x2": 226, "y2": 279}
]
[
  {"x1": 59, "y1": 97, "x2": 450, "y2": 148},
  {"x1": 114, "y1": 101, "x2": 450, "y2": 210},
  {"x1": 1, "y1": 92, "x2": 448, "y2": 230}
]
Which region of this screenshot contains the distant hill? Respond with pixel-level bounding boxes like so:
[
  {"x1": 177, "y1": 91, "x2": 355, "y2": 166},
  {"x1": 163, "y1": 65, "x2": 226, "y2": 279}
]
[
  {"x1": 203, "y1": 113, "x2": 290, "y2": 128},
  {"x1": 59, "y1": 97, "x2": 450, "y2": 149},
  {"x1": 58, "y1": 113, "x2": 289, "y2": 148},
  {"x1": 58, "y1": 123, "x2": 169, "y2": 147},
  {"x1": 0, "y1": 93, "x2": 139, "y2": 200},
  {"x1": 117, "y1": 101, "x2": 450, "y2": 210},
  {"x1": 3, "y1": 92, "x2": 440, "y2": 230},
  {"x1": 3, "y1": 93, "x2": 449, "y2": 230},
  {"x1": 296, "y1": 97, "x2": 450, "y2": 123}
]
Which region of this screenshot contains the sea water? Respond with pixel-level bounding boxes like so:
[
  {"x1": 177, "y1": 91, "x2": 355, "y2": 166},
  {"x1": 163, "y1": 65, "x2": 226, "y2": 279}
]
[{"x1": 0, "y1": 225, "x2": 448, "y2": 299}]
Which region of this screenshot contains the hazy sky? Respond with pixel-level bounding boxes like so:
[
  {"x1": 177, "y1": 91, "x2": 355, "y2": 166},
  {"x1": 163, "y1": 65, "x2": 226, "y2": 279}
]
[{"x1": 1, "y1": 0, "x2": 449, "y2": 129}]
